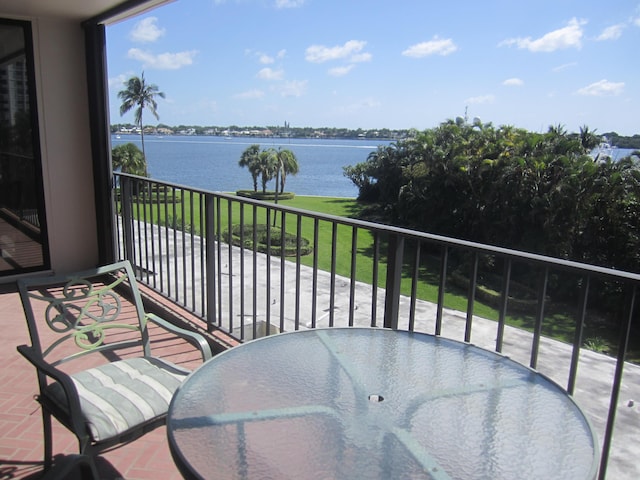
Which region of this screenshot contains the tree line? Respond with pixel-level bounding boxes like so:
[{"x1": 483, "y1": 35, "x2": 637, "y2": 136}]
[{"x1": 344, "y1": 119, "x2": 640, "y2": 275}]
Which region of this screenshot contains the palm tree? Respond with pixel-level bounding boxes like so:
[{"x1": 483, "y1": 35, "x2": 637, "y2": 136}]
[
  {"x1": 258, "y1": 148, "x2": 278, "y2": 193},
  {"x1": 579, "y1": 125, "x2": 600, "y2": 153},
  {"x1": 118, "y1": 72, "x2": 165, "y2": 161},
  {"x1": 275, "y1": 148, "x2": 299, "y2": 193},
  {"x1": 112, "y1": 142, "x2": 147, "y2": 176},
  {"x1": 238, "y1": 144, "x2": 261, "y2": 191}
]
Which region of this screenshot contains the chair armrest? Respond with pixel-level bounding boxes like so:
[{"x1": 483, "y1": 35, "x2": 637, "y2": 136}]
[
  {"x1": 145, "y1": 313, "x2": 213, "y2": 362},
  {"x1": 16, "y1": 345, "x2": 85, "y2": 425}
]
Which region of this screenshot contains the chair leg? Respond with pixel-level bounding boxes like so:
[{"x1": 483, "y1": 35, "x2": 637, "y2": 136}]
[
  {"x1": 79, "y1": 438, "x2": 100, "y2": 479},
  {"x1": 41, "y1": 408, "x2": 53, "y2": 471},
  {"x1": 40, "y1": 454, "x2": 99, "y2": 480},
  {"x1": 79, "y1": 454, "x2": 100, "y2": 480}
]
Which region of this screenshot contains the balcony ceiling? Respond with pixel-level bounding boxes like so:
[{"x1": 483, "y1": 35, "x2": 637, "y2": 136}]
[{"x1": 0, "y1": 0, "x2": 172, "y2": 22}]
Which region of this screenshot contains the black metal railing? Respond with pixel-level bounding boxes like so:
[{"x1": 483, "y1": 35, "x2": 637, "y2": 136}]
[{"x1": 115, "y1": 173, "x2": 639, "y2": 479}]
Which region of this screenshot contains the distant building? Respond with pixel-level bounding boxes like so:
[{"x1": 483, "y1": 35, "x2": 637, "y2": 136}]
[{"x1": 0, "y1": 59, "x2": 29, "y2": 125}]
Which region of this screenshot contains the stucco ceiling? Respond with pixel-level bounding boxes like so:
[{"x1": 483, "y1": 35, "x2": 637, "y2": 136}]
[{"x1": 0, "y1": 0, "x2": 171, "y2": 23}]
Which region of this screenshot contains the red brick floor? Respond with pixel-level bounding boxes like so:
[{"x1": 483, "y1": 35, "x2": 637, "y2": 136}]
[{"x1": 0, "y1": 281, "x2": 234, "y2": 480}]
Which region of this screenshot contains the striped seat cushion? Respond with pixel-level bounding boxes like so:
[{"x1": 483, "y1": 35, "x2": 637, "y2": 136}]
[{"x1": 45, "y1": 357, "x2": 191, "y2": 442}]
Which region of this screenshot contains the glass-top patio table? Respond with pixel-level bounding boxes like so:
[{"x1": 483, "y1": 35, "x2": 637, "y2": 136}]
[{"x1": 167, "y1": 328, "x2": 598, "y2": 480}]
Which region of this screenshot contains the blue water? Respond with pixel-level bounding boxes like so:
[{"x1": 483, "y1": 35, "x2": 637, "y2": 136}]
[
  {"x1": 591, "y1": 147, "x2": 636, "y2": 162},
  {"x1": 111, "y1": 135, "x2": 391, "y2": 198}
]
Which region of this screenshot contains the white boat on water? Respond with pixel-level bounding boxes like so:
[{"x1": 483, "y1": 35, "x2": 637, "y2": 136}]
[{"x1": 592, "y1": 140, "x2": 617, "y2": 162}]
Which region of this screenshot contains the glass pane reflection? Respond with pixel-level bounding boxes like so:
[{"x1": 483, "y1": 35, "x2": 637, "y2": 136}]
[{"x1": 0, "y1": 20, "x2": 48, "y2": 275}]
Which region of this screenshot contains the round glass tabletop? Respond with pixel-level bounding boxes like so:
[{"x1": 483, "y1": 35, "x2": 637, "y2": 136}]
[{"x1": 168, "y1": 328, "x2": 598, "y2": 480}]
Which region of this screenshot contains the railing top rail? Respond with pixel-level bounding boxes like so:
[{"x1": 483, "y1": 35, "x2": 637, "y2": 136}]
[{"x1": 116, "y1": 173, "x2": 640, "y2": 284}]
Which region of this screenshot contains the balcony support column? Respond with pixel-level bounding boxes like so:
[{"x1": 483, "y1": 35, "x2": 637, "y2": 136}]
[
  {"x1": 384, "y1": 235, "x2": 404, "y2": 330},
  {"x1": 205, "y1": 196, "x2": 217, "y2": 331},
  {"x1": 120, "y1": 176, "x2": 134, "y2": 265}
]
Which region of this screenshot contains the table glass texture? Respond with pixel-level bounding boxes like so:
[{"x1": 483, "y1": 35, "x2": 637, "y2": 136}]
[{"x1": 168, "y1": 328, "x2": 598, "y2": 480}]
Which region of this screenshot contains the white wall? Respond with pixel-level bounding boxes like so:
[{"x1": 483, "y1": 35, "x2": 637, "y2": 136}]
[{"x1": 30, "y1": 17, "x2": 100, "y2": 272}]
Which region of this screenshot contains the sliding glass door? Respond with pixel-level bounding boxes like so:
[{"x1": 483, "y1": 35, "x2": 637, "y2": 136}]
[{"x1": 0, "y1": 19, "x2": 49, "y2": 276}]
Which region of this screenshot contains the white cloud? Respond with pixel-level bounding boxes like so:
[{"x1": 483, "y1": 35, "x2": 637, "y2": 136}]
[
  {"x1": 466, "y1": 94, "x2": 495, "y2": 104},
  {"x1": 109, "y1": 73, "x2": 128, "y2": 89},
  {"x1": 503, "y1": 78, "x2": 524, "y2": 87},
  {"x1": 277, "y1": 80, "x2": 308, "y2": 97},
  {"x1": 329, "y1": 65, "x2": 354, "y2": 77},
  {"x1": 576, "y1": 79, "x2": 624, "y2": 96},
  {"x1": 256, "y1": 49, "x2": 286, "y2": 64},
  {"x1": 402, "y1": 36, "x2": 458, "y2": 57},
  {"x1": 127, "y1": 48, "x2": 197, "y2": 70},
  {"x1": 130, "y1": 17, "x2": 165, "y2": 43},
  {"x1": 257, "y1": 67, "x2": 284, "y2": 80},
  {"x1": 597, "y1": 23, "x2": 626, "y2": 41},
  {"x1": 499, "y1": 18, "x2": 586, "y2": 52},
  {"x1": 234, "y1": 89, "x2": 265, "y2": 100},
  {"x1": 275, "y1": 0, "x2": 305, "y2": 8},
  {"x1": 305, "y1": 40, "x2": 368, "y2": 63},
  {"x1": 350, "y1": 52, "x2": 372, "y2": 63},
  {"x1": 259, "y1": 54, "x2": 274, "y2": 64}
]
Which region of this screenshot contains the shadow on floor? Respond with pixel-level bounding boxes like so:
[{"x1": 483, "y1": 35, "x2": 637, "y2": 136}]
[{"x1": 0, "y1": 455, "x2": 123, "y2": 480}]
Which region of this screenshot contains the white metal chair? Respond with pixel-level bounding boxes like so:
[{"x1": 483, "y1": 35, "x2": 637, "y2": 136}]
[{"x1": 16, "y1": 260, "x2": 212, "y2": 478}]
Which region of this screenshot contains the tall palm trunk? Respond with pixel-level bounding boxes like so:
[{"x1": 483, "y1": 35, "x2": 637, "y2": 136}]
[{"x1": 139, "y1": 113, "x2": 146, "y2": 165}]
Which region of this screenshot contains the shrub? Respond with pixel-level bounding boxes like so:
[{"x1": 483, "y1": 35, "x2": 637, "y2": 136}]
[
  {"x1": 236, "y1": 190, "x2": 295, "y2": 201},
  {"x1": 225, "y1": 224, "x2": 313, "y2": 257}
]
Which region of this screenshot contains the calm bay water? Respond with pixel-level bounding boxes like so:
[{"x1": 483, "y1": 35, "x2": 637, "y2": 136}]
[{"x1": 112, "y1": 135, "x2": 391, "y2": 198}]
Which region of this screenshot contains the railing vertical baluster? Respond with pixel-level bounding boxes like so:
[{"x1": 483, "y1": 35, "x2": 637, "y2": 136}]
[
  {"x1": 279, "y1": 213, "x2": 286, "y2": 333},
  {"x1": 164, "y1": 187, "x2": 171, "y2": 296},
  {"x1": 113, "y1": 175, "x2": 122, "y2": 260},
  {"x1": 384, "y1": 234, "x2": 404, "y2": 330},
  {"x1": 295, "y1": 214, "x2": 302, "y2": 330},
  {"x1": 496, "y1": 258, "x2": 512, "y2": 353},
  {"x1": 435, "y1": 246, "x2": 448, "y2": 336},
  {"x1": 409, "y1": 241, "x2": 421, "y2": 332},
  {"x1": 227, "y1": 200, "x2": 234, "y2": 335},
  {"x1": 199, "y1": 194, "x2": 206, "y2": 315},
  {"x1": 252, "y1": 205, "x2": 258, "y2": 339},
  {"x1": 134, "y1": 181, "x2": 142, "y2": 272},
  {"x1": 371, "y1": 233, "x2": 380, "y2": 327},
  {"x1": 530, "y1": 267, "x2": 549, "y2": 369},
  {"x1": 598, "y1": 285, "x2": 636, "y2": 480},
  {"x1": 189, "y1": 191, "x2": 196, "y2": 311},
  {"x1": 348, "y1": 227, "x2": 358, "y2": 327},
  {"x1": 180, "y1": 190, "x2": 187, "y2": 306},
  {"x1": 205, "y1": 194, "x2": 216, "y2": 330},
  {"x1": 239, "y1": 205, "x2": 245, "y2": 341},
  {"x1": 171, "y1": 187, "x2": 178, "y2": 300},
  {"x1": 265, "y1": 209, "x2": 272, "y2": 335},
  {"x1": 215, "y1": 198, "x2": 223, "y2": 329},
  {"x1": 142, "y1": 180, "x2": 150, "y2": 284},
  {"x1": 311, "y1": 219, "x2": 319, "y2": 329},
  {"x1": 568, "y1": 276, "x2": 590, "y2": 395},
  {"x1": 465, "y1": 252, "x2": 479, "y2": 343},
  {"x1": 149, "y1": 181, "x2": 157, "y2": 289},
  {"x1": 329, "y1": 223, "x2": 338, "y2": 327}
]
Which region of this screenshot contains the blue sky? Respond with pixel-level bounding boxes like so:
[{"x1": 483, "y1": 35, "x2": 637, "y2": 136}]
[{"x1": 106, "y1": 0, "x2": 640, "y2": 135}]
